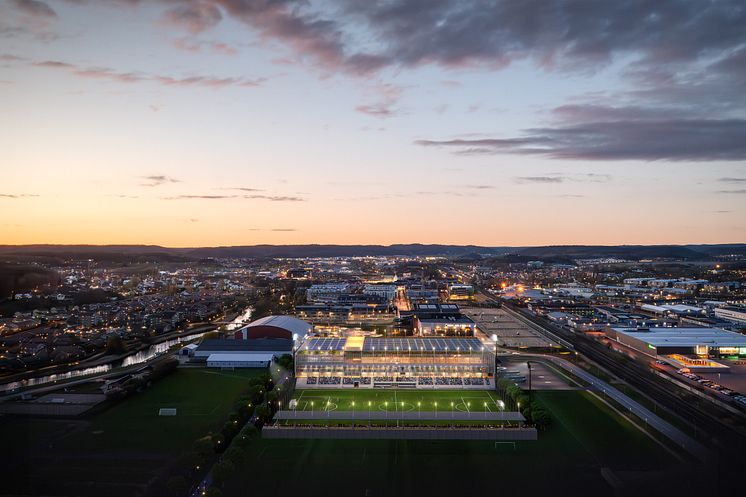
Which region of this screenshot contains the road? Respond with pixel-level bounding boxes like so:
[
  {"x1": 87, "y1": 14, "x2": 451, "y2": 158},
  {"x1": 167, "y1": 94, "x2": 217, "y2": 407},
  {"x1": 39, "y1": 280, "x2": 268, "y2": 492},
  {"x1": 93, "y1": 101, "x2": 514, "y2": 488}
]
[
  {"x1": 501, "y1": 303, "x2": 746, "y2": 451},
  {"x1": 537, "y1": 353, "x2": 711, "y2": 461}
]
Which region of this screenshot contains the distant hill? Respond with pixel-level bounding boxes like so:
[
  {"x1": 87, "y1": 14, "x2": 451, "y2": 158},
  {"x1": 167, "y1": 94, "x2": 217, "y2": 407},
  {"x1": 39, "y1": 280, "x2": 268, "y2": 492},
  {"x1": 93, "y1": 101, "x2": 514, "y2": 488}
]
[{"x1": 0, "y1": 243, "x2": 744, "y2": 260}]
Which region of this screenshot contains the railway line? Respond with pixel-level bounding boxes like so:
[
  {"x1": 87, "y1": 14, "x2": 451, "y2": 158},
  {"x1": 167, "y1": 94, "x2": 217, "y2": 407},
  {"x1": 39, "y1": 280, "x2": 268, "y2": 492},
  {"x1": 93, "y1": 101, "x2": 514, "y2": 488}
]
[{"x1": 503, "y1": 304, "x2": 746, "y2": 452}]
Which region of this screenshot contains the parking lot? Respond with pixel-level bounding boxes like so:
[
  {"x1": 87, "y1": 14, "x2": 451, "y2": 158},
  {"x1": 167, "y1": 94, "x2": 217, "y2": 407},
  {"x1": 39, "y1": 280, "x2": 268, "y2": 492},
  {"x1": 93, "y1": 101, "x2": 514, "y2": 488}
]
[
  {"x1": 462, "y1": 307, "x2": 553, "y2": 348},
  {"x1": 498, "y1": 359, "x2": 578, "y2": 391},
  {"x1": 671, "y1": 363, "x2": 746, "y2": 410}
]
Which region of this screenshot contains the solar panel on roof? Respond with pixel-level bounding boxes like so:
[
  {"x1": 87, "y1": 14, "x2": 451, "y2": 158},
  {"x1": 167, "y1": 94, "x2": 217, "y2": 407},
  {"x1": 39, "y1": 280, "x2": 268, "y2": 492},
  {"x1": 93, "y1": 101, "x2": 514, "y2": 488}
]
[{"x1": 361, "y1": 337, "x2": 483, "y2": 352}]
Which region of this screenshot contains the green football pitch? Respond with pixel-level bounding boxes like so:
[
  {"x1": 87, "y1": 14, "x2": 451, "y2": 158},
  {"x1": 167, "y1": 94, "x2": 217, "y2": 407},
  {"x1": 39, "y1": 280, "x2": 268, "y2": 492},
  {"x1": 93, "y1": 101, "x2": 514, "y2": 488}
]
[{"x1": 291, "y1": 389, "x2": 507, "y2": 413}]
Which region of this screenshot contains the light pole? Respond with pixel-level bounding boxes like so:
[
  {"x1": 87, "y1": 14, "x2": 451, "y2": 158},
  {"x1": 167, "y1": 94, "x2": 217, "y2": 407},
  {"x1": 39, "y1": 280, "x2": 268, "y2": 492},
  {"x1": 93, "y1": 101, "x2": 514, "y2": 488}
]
[{"x1": 526, "y1": 361, "x2": 533, "y2": 423}]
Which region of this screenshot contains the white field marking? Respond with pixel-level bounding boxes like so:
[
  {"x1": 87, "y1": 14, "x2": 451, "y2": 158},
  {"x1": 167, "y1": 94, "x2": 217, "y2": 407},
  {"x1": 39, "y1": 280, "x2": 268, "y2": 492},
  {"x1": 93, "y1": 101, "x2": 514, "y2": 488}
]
[
  {"x1": 486, "y1": 390, "x2": 502, "y2": 411},
  {"x1": 295, "y1": 390, "x2": 305, "y2": 404},
  {"x1": 461, "y1": 396, "x2": 470, "y2": 412}
]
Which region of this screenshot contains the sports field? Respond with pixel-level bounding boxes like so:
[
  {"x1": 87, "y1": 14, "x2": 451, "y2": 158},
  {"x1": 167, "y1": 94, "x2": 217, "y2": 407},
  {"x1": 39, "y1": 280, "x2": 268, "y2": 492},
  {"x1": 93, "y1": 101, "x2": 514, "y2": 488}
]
[
  {"x1": 0, "y1": 368, "x2": 262, "y2": 497},
  {"x1": 291, "y1": 389, "x2": 506, "y2": 414},
  {"x1": 224, "y1": 390, "x2": 706, "y2": 497}
]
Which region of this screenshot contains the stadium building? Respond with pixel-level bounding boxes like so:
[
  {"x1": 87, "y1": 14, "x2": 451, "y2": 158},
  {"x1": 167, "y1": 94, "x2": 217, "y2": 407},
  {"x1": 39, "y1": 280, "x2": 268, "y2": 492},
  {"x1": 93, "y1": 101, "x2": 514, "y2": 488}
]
[{"x1": 295, "y1": 336, "x2": 495, "y2": 389}]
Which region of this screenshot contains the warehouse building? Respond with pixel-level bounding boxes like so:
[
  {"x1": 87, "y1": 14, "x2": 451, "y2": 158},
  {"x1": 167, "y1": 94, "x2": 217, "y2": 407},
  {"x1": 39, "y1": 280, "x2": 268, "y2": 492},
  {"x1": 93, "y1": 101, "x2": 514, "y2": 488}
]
[{"x1": 608, "y1": 327, "x2": 746, "y2": 358}]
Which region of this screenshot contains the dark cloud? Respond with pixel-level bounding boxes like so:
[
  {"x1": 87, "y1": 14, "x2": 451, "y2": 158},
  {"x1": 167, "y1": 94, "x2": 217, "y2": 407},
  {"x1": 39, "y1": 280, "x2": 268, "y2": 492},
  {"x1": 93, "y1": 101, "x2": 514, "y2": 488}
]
[
  {"x1": 717, "y1": 190, "x2": 746, "y2": 194},
  {"x1": 33, "y1": 59, "x2": 265, "y2": 88},
  {"x1": 139, "y1": 175, "x2": 181, "y2": 187},
  {"x1": 356, "y1": 103, "x2": 396, "y2": 118},
  {"x1": 12, "y1": 0, "x2": 57, "y2": 19},
  {"x1": 133, "y1": 1, "x2": 746, "y2": 77},
  {"x1": 718, "y1": 177, "x2": 746, "y2": 183},
  {"x1": 161, "y1": 2, "x2": 222, "y2": 34},
  {"x1": 249, "y1": 228, "x2": 297, "y2": 232},
  {"x1": 417, "y1": 118, "x2": 746, "y2": 161},
  {"x1": 0, "y1": 53, "x2": 25, "y2": 61},
  {"x1": 163, "y1": 194, "x2": 305, "y2": 202},
  {"x1": 217, "y1": 187, "x2": 265, "y2": 192},
  {"x1": 173, "y1": 38, "x2": 238, "y2": 55},
  {"x1": 0, "y1": 193, "x2": 39, "y2": 198},
  {"x1": 514, "y1": 177, "x2": 565, "y2": 184},
  {"x1": 355, "y1": 83, "x2": 404, "y2": 118},
  {"x1": 247, "y1": 194, "x2": 305, "y2": 202}
]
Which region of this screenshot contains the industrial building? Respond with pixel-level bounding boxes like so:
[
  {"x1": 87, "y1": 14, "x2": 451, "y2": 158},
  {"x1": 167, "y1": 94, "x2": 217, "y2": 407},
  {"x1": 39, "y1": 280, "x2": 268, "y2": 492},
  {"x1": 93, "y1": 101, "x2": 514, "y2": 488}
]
[
  {"x1": 608, "y1": 327, "x2": 746, "y2": 358},
  {"x1": 714, "y1": 306, "x2": 746, "y2": 324},
  {"x1": 193, "y1": 338, "x2": 294, "y2": 368},
  {"x1": 400, "y1": 303, "x2": 476, "y2": 336}
]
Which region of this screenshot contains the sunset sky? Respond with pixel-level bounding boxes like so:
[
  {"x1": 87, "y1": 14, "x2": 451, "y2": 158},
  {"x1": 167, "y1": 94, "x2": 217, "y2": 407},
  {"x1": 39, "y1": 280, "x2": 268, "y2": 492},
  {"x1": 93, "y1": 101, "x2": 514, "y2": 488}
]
[{"x1": 2, "y1": 0, "x2": 745, "y2": 247}]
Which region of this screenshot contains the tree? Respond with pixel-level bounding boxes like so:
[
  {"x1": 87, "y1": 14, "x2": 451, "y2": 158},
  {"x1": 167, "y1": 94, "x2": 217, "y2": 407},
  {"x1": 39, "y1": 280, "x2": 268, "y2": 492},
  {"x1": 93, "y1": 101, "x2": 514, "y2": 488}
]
[
  {"x1": 176, "y1": 451, "x2": 202, "y2": 472},
  {"x1": 255, "y1": 404, "x2": 272, "y2": 422},
  {"x1": 166, "y1": 475, "x2": 188, "y2": 497},
  {"x1": 224, "y1": 446, "x2": 245, "y2": 465},
  {"x1": 193, "y1": 435, "x2": 214, "y2": 460},
  {"x1": 105, "y1": 335, "x2": 127, "y2": 355},
  {"x1": 211, "y1": 460, "x2": 235, "y2": 486},
  {"x1": 212, "y1": 433, "x2": 225, "y2": 451},
  {"x1": 205, "y1": 487, "x2": 224, "y2": 497}
]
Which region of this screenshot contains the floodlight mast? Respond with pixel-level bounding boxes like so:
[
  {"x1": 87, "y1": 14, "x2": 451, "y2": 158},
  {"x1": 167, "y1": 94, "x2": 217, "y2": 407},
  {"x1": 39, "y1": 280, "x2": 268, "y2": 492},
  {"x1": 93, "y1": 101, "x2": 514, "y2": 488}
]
[{"x1": 526, "y1": 361, "x2": 533, "y2": 424}]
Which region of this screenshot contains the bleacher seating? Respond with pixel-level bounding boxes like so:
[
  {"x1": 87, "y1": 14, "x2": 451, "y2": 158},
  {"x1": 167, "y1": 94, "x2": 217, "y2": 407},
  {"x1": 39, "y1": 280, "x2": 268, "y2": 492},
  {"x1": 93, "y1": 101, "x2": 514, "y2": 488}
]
[{"x1": 306, "y1": 377, "x2": 317, "y2": 384}]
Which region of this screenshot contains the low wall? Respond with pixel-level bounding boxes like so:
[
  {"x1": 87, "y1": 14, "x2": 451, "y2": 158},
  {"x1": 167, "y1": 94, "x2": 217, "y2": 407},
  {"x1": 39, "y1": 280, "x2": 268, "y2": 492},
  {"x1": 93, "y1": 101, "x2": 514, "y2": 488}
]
[{"x1": 263, "y1": 425, "x2": 537, "y2": 441}]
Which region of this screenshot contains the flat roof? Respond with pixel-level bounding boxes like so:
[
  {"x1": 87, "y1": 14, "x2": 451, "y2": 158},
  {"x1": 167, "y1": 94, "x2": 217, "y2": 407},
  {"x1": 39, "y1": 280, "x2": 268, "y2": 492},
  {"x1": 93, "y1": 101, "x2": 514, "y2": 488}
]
[
  {"x1": 298, "y1": 337, "x2": 489, "y2": 353},
  {"x1": 197, "y1": 338, "x2": 293, "y2": 352},
  {"x1": 206, "y1": 353, "x2": 274, "y2": 362},
  {"x1": 363, "y1": 337, "x2": 485, "y2": 352},
  {"x1": 613, "y1": 327, "x2": 746, "y2": 347}
]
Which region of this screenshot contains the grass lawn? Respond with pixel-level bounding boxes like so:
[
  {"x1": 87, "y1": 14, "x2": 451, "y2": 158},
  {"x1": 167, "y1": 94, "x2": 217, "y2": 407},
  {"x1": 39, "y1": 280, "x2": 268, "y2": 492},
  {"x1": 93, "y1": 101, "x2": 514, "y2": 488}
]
[
  {"x1": 0, "y1": 368, "x2": 261, "y2": 497},
  {"x1": 223, "y1": 389, "x2": 704, "y2": 497}
]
